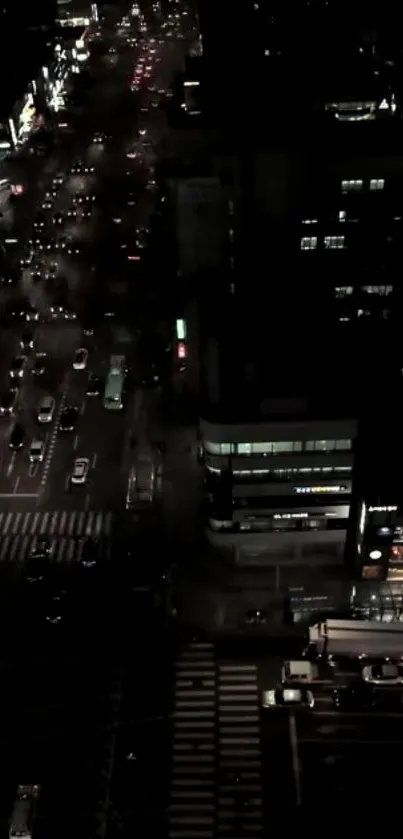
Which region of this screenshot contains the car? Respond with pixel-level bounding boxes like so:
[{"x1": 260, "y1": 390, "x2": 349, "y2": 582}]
[
  {"x1": 66, "y1": 242, "x2": 81, "y2": 255},
  {"x1": 0, "y1": 388, "x2": 18, "y2": 416},
  {"x1": 81, "y1": 207, "x2": 92, "y2": 219},
  {"x1": 59, "y1": 406, "x2": 78, "y2": 431},
  {"x1": 25, "y1": 306, "x2": 39, "y2": 322},
  {"x1": 333, "y1": 680, "x2": 377, "y2": 711},
  {"x1": 86, "y1": 374, "x2": 101, "y2": 395},
  {"x1": 37, "y1": 396, "x2": 55, "y2": 424},
  {"x1": 262, "y1": 687, "x2": 315, "y2": 710},
  {"x1": 245, "y1": 608, "x2": 268, "y2": 625},
  {"x1": 20, "y1": 251, "x2": 33, "y2": 266},
  {"x1": 9, "y1": 424, "x2": 24, "y2": 450},
  {"x1": 67, "y1": 208, "x2": 77, "y2": 219},
  {"x1": 30, "y1": 537, "x2": 52, "y2": 559},
  {"x1": 29, "y1": 439, "x2": 45, "y2": 462},
  {"x1": 41, "y1": 193, "x2": 53, "y2": 209},
  {"x1": 70, "y1": 161, "x2": 83, "y2": 174},
  {"x1": 20, "y1": 332, "x2": 34, "y2": 351},
  {"x1": 362, "y1": 663, "x2": 403, "y2": 685},
  {"x1": 53, "y1": 173, "x2": 64, "y2": 185},
  {"x1": 25, "y1": 555, "x2": 47, "y2": 583},
  {"x1": 73, "y1": 193, "x2": 83, "y2": 205},
  {"x1": 73, "y1": 348, "x2": 88, "y2": 370},
  {"x1": 34, "y1": 213, "x2": 45, "y2": 229},
  {"x1": 80, "y1": 538, "x2": 99, "y2": 568},
  {"x1": 71, "y1": 457, "x2": 89, "y2": 485},
  {"x1": 53, "y1": 212, "x2": 65, "y2": 225},
  {"x1": 45, "y1": 591, "x2": 66, "y2": 624},
  {"x1": 33, "y1": 353, "x2": 47, "y2": 376},
  {"x1": 9, "y1": 355, "x2": 26, "y2": 378}
]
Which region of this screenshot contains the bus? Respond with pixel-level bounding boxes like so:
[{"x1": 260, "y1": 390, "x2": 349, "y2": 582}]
[
  {"x1": 103, "y1": 355, "x2": 126, "y2": 410},
  {"x1": 9, "y1": 785, "x2": 41, "y2": 839}
]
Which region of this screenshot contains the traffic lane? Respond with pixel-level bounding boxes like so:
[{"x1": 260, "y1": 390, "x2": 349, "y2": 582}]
[{"x1": 75, "y1": 401, "x2": 128, "y2": 509}]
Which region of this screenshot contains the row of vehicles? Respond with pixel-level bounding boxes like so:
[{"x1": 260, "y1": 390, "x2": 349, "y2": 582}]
[{"x1": 262, "y1": 618, "x2": 403, "y2": 711}]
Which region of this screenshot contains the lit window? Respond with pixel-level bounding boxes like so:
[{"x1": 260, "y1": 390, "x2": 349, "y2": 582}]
[
  {"x1": 370, "y1": 178, "x2": 385, "y2": 191},
  {"x1": 305, "y1": 439, "x2": 352, "y2": 452},
  {"x1": 334, "y1": 286, "x2": 353, "y2": 298},
  {"x1": 237, "y1": 443, "x2": 252, "y2": 454},
  {"x1": 302, "y1": 218, "x2": 318, "y2": 225},
  {"x1": 324, "y1": 235, "x2": 345, "y2": 250},
  {"x1": 341, "y1": 179, "x2": 363, "y2": 193},
  {"x1": 338, "y1": 210, "x2": 346, "y2": 222},
  {"x1": 361, "y1": 285, "x2": 393, "y2": 296},
  {"x1": 301, "y1": 236, "x2": 317, "y2": 250}
]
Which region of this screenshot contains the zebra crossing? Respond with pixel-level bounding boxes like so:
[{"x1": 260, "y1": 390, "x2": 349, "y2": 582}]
[
  {"x1": 169, "y1": 641, "x2": 264, "y2": 839},
  {"x1": 0, "y1": 510, "x2": 113, "y2": 564}
]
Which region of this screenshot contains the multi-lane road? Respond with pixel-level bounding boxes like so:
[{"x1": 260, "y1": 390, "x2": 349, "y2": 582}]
[{"x1": 0, "y1": 7, "x2": 193, "y2": 573}]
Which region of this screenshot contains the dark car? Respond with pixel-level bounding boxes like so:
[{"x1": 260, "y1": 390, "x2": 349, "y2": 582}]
[
  {"x1": 333, "y1": 680, "x2": 377, "y2": 711},
  {"x1": 25, "y1": 554, "x2": 49, "y2": 583},
  {"x1": 59, "y1": 406, "x2": 78, "y2": 431},
  {"x1": 86, "y1": 374, "x2": 101, "y2": 395},
  {"x1": 20, "y1": 332, "x2": 34, "y2": 351},
  {"x1": 34, "y1": 213, "x2": 46, "y2": 230},
  {"x1": 9, "y1": 424, "x2": 24, "y2": 449},
  {"x1": 45, "y1": 590, "x2": 66, "y2": 624},
  {"x1": 0, "y1": 388, "x2": 18, "y2": 415},
  {"x1": 33, "y1": 353, "x2": 47, "y2": 376},
  {"x1": 30, "y1": 537, "x2": 52, "y2": 559},
  {"x1": 53, "y1": 212, "x2": 65, "y2": 225}
]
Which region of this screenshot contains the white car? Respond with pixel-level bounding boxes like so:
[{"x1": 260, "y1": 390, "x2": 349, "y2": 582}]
[
  {"x1": 262, "y1": 687, "x2": 315, "y2": 710},
  {"x1": 71, "y1": 457, "x2": 89, "y2": 485},
  {"x1": 73, "y1": 348, "x2": 88, "y2": 370},
  {"x1": 37, "y1": 396, "x2": 55, "y2": 424},
  {"x1": 362, "y1": 663, "x2": 403, "y2": 685},
  {"x1": 29, "y1": 439, "x2": 45, "y2": 462}
]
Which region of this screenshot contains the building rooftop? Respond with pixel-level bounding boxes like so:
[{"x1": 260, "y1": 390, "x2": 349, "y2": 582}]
[{"x1": 199, "y1": 295, "x2": 399, "y2": 426}]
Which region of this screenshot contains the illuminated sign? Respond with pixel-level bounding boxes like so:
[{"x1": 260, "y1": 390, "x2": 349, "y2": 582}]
[
  {"x1": 184, "y1": 80, "x2": 200, "y2": 87},
  {"x1": 177, "y1": 341, "x2": 187, "y2": 359},
  {"x1": 274, "y1": 512, "x2": 308, "y2": 520},
  {"x1": 176, "y1": 319, "x2": 186, "y2": 341},
  {"x1": 359, "y1": 501, "x2": 367, "y2": 535},
  {"x1": 369, "y1": 549, "x2": 382, "y2": 560},
  {"x1": 294, "y1": 485, "x2": 347, "y2": 494},
  {"x1": 368, "y1": 505, "x2": 397, "y2": 512}
]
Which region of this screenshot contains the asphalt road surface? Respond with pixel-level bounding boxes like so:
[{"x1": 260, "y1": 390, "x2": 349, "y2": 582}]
[{"x1": 0, "y1": 4, "x2": 195, "y2": 574}]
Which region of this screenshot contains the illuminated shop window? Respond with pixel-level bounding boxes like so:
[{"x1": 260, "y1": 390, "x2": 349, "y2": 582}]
[
  {"x1": 324, "y1": 235, "x2": 345, "y2": 250},
  {"x1": 300, "y1": 236, "x2": 317, "y2": 250},
  {"x1": 369, "y1": 178, "x2": 385, "y2": 191},
  {"x1": 334, "y1": 286, "x2": 353, "y2": 297},
  {"x1": 341, "y1": 179, "x2": 363, "y2": 193}
]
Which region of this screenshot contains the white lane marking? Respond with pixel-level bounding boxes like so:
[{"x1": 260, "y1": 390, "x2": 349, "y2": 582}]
[
  {"x1": 21, "y1": 513, "x2": 30, "y2": 535},
  {"x1": 40, "y1": 391, "x2": 67, "y2": 488},
  {"x1": 12, "y1": 513, "x2": 22, "y2": 535},
  {"x1": 64, "y1": 473, "x2": 70, "y2": 493},
  {"x1": 31, "y1": 512, "x2": 40, "y2": 534},
  {"x1": 73, "y1": 434, "x2": 79, "y2": 450},
  {"x1": 67, "y1": 511, "x2": 76, "y2": 535},
  {"x1": 289, "y1": 712, "x2": 302, "y2": 807},
  {"x1": 28, "y1": 462, "x2": 39, "y2": 478},
  {"x1": 80, "y1": 399, "x2": 86, "y2": 415},
  {"x1": 0, "y1": 535, "x2": 10, "y2": 561},
  {"x1": 60, "y1": 511, "x2": 68, "y2": 533},
  {"x1": 91, "y1": 451, "x2": 97, "y2": 469},
  {"x1": 13, "y1": 476, "x2": 20, "y2": 494},
  {"x1": 7, "y1": 453, "x2": 16, "y2": 476},
  {"x1": 40, "y1": 512, "x2": 49, "y2": 535},
  {"x1": 77, "y1": 511, "x2": 86, "y2": 536}
]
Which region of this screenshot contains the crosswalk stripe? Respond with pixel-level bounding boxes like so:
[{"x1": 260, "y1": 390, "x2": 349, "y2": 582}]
[
  {"x1": 40, "y1": 513, "x2": 49, "y2": 535},
  {"x1": 31, "y1": 512, "x2": 40, "y2": 535},
  {"x1": 68, "y1": 511, "x2": 76, "y2": 536},
  {"x1": 12, "y1": 512, "x2": 21, "y2": 535},
  {"x1": 60, "y1": 511, "x2": 68, "y2": 533},
  {"x1": 4, "y1": 513, "x2": 12, "y2": 535},
  {"x1": 0, "y1": 535, "x2": 10, "y2": 561},
  {"x1": 50, "y1": 513, "x2": 58, "y2": 536},
  {"x1": 21, "y1": 513, "x2": 30, "y2": 535}
]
